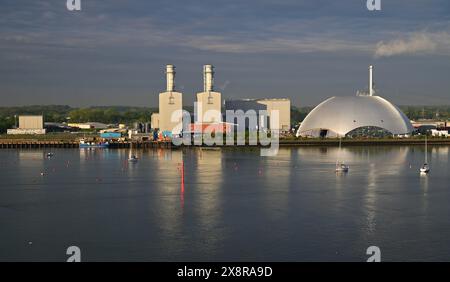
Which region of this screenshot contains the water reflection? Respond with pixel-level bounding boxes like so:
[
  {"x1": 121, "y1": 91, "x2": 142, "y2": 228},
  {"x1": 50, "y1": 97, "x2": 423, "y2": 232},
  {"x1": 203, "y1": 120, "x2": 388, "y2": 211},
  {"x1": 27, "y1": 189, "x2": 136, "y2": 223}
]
[
  {"x1": 365, "y1": 163, "x2": 377, "y2": 235},
  {"x1": 192, "y1": 148, "x2": 223, "y2": 228},
  {"x1": 2, "y1": 145, "x2": 450, "y2": 261},
  {"x1": 260, "y1": 149, "x2": 291, "y2": 221}
]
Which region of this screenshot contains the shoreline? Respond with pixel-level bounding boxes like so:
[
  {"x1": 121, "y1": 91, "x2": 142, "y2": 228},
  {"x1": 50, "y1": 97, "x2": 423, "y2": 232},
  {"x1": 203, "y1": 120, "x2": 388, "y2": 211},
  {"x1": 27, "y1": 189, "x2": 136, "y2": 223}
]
[
  {"x1": 278, "y1": 139, "x2": 450, "y2": 146},
  {"x1": 1, "y1": 138, "x2": 450, "y2": 149}
]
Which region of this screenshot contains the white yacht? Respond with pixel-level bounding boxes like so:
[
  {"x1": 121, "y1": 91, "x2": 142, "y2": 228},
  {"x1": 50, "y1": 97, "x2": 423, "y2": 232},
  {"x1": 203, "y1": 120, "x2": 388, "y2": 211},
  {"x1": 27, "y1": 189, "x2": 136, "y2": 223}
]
[
  {"x1": 420, "y1": 136, "x2": 430, "y2": 174},
  {"x1": 335, "y1": 137, "x2": 349, "y2": 173}
]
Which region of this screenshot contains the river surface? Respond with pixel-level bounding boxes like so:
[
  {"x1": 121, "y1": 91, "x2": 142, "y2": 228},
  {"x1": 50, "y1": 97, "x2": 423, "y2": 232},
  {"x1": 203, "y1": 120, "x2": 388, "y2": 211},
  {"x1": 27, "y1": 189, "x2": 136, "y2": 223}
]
[{"x1": 0, "y1": 146, "x2": 449, "y2": 261}]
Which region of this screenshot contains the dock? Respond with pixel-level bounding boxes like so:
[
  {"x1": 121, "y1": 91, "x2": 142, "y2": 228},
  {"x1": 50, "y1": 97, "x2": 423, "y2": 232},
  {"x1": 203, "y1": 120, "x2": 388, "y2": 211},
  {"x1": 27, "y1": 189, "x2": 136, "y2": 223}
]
[
  {"x1": 0, "y1": 140, "x2": 173, "y2": 149},
  {"x1": 1, "y1": 138, "x2": 450, "y2": 149}
]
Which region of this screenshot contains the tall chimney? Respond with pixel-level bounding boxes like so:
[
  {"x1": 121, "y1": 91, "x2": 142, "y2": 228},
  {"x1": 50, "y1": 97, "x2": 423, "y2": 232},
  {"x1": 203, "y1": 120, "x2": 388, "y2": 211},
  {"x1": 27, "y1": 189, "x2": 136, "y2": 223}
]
[
  {"x1": 166, "y1": 64, "x2": 175, "y2": 92},
  {"x1": 203, "y1": 65, "x2": 214, "y2": 92},
  {"x1": 369, "y1": 65, "x2": 374, "y2": 96}
]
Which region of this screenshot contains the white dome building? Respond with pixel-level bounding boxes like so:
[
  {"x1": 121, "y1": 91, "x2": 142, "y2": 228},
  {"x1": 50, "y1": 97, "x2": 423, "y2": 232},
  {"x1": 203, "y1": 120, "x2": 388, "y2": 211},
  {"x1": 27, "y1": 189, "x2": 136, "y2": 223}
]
[{"x1": 297, "y1": 66, "x2": 414, "y2": 138}]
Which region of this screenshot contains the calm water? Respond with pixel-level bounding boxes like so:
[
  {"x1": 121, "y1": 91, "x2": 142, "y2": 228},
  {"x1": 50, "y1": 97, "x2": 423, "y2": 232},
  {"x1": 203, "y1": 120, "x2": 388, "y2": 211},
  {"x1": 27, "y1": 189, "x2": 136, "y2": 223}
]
[{"x1": 0, "y1": 146, "x2": 449, "y2": 261}]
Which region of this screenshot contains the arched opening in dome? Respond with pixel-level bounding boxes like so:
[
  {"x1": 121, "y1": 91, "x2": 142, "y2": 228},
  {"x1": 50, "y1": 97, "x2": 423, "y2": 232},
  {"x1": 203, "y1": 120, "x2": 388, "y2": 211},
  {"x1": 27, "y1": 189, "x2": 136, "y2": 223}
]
[
  {"x1": 345, "y1": 126, "x2": 393, "y2": 138},
  {"x1": 298, "y1": 128, "x2": 340, "y2": 138}
]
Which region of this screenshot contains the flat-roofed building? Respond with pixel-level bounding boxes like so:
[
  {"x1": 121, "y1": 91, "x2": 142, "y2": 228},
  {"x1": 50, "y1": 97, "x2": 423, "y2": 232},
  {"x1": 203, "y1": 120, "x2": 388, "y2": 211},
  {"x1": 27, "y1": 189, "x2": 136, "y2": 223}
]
[
  {"x1": 224, "y1": 98, "x2": 291, "y2": 131},
  {"x1": 151, "y1": 113, "x2": 160, "y2": 129},
  {"x1": 19, "y1": 115, "x2": 44, "y2": 129},
  {"x1": 68, "y1": 122, "x2": 108, "y2": 129},
  {"x1": 7, "y1": 115, "x2": 46, "y2": 134},
  {"x1": 256, "y1": 98, "x2": 291, "y2": 131},
  {"x1": 224, "y1": 99, "x2": 268, "y2": 131}
]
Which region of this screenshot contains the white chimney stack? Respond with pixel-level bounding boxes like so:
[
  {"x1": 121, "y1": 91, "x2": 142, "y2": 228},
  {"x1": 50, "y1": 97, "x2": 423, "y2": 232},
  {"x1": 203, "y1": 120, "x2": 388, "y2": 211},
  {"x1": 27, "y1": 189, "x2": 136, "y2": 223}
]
[
  {"x1": 166, "y1": 64, "x2": 175, "y2": 92},
  {"x1": 369, "y1": 65, "x2": 374, "y2": 96},
  {"x1": 203, "y1": 64, "x2": 214, "y2": 92}
]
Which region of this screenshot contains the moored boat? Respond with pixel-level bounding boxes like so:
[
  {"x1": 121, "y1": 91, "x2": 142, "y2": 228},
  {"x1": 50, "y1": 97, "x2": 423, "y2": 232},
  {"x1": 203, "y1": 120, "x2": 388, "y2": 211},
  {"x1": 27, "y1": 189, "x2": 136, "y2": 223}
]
[
  {"x1": 335, "y1": 137, "x2": 349, "y2": 173},
  {"x1": 79, "y1": 139, "x2": 109, "y2": 148},
  {"x1": 419, "y1": 136, "x2": 430, "y2": 174}
]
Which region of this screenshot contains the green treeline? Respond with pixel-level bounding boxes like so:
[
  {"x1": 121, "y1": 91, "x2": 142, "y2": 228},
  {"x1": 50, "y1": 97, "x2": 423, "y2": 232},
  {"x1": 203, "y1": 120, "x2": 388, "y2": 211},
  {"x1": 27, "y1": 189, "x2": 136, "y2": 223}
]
[
  {"x1": 0, "y1": 105, "x2": 449, "y2": 133},
  {"x1": 0, "y1": 105, "x2": 157, "y2": 133},
  {"x1": 399, "y1": 106, "x2": 450, "y2": 120},
  {"x1": 67, "y1": 107, "x2": 155, "y2": 123}
]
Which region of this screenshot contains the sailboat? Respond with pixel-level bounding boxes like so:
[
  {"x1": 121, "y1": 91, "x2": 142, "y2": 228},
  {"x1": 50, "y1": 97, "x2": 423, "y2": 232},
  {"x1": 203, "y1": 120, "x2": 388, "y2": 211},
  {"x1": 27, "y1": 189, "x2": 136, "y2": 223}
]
[
  {"x1": 128, "y1": 154, "x2": 139, "y2": 162},
  {"x1": 335, "y1": 137, "x2": 349, "y2": 173},
  {"x1": 420, "y1": 135, "x2": 430, "y2": 174},
  {"x1": 128, "y1": 141, "x2": 138, "y2": 163}
]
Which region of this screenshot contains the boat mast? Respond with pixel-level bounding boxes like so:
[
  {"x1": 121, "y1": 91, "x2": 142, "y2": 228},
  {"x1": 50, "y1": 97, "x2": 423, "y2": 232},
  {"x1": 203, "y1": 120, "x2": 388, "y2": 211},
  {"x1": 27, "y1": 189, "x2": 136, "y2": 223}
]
[
  {"x1": 425, "y1": 135, "x2": 428, "y2": 164},
  {"x1": 337, "y1": 137, "x2": 342, "y2": 166}
]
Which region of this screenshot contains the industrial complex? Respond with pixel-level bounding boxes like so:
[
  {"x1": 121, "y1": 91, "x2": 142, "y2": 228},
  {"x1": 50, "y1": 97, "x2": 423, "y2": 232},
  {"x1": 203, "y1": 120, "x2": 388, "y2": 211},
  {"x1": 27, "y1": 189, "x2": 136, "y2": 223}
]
[
  {"x1": 4, "y1": 64, "x2": 450, "y2": 143},
  {"x1": 151, "y1": 64, "x2": 292, "y2": 137}
]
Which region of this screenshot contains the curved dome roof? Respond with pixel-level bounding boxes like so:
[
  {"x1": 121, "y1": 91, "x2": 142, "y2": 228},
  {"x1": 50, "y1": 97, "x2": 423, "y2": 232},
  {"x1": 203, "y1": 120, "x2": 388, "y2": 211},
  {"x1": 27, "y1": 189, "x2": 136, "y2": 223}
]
[{"x1": 297, "y1": 95, "x2": 413, "y2": 137}]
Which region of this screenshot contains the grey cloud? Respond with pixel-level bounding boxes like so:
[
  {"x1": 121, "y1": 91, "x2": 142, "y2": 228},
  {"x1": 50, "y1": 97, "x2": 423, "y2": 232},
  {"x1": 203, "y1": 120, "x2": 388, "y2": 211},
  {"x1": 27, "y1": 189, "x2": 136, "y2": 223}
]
[{"x1": 182, "y1": 35, "x2": 373, "y2": 54}]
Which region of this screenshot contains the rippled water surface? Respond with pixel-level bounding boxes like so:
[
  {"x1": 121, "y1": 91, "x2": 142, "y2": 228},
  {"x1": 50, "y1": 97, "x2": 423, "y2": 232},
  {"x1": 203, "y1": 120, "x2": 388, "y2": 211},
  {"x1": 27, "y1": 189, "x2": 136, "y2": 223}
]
[{"x1": 0, "y1": 146, "x2": 449, "y2": 261}]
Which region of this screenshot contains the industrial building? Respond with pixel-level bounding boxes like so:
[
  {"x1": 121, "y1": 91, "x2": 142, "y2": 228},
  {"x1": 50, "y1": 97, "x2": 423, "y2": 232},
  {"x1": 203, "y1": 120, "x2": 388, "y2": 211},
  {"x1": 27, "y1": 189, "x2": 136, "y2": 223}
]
[
  {"x1": 153, "y1": 65, "x2": 183, "y2": 134},
  {"x1": 224, "y1": 99, "x2": 268, "y2": 131},
  {"x1": 151, "y1": 113, "x2": 160, "y2": 129},
  {"x1": 224, "y1": 98, "x2": 291, "y2": 131},
  {"x1": 68, "y1": 122, "x2": 108, "y2": 130},
  {"x1": 7, "y1": 115, "x2": 46, "y2": 134},
  {"x1": 44, "y1": 122, "x2": 76, "y2": 133},
  {"x1": 431, "y1": 129, "x2": 449, "y2": 137},
  {"x1": 297, "y1": 65, "x2": 414, "y2": 138},
  {"x1": 257, "y1": 98, "x2": 291, "y2": 131},
  {"x1": 196, "y1": 65, "x2": 222, "y2": 124}
]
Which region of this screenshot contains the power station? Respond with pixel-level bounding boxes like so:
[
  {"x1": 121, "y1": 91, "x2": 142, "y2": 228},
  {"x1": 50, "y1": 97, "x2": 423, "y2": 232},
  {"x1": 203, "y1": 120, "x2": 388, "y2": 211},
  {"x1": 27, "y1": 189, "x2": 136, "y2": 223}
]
[{"x1": 151, "y1": 64, "x2": 292, "y2": 135}]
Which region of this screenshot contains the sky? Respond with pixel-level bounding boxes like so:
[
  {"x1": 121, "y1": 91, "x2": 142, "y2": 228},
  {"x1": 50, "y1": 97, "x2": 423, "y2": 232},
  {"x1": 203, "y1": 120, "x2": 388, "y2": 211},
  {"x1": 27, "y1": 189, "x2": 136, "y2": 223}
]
[{"x1": 1, "y1": 0, "x2": 450, "y2": 107}]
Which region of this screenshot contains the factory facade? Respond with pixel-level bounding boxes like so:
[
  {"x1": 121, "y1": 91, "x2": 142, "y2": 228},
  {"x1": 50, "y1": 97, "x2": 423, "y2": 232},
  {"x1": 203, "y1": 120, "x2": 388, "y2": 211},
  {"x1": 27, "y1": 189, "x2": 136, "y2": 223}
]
[{"x1": 224, "y1": 98, "x2": 291, "y2": 131}]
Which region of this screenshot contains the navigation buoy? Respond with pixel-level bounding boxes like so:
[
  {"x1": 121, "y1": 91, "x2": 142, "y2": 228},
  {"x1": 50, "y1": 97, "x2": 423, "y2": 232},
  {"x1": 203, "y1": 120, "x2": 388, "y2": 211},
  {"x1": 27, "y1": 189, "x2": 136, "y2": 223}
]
[{"x1": 181, "y1": 161, "x2": 185, "y2": 192}]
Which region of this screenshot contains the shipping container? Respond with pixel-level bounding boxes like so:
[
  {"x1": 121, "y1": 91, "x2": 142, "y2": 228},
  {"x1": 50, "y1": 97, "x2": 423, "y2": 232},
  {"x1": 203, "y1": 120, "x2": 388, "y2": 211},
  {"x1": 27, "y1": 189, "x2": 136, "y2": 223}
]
[{"x1": 100, "y1": 132, "x2": 122, "y2": 139}]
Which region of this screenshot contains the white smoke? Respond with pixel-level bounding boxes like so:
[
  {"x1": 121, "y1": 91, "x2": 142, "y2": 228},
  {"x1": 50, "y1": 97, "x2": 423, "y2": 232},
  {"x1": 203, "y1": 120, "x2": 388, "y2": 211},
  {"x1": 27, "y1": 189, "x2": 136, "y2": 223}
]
[{"x1": 374, "y1": 32, "x2": 450, "y2": 58}]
